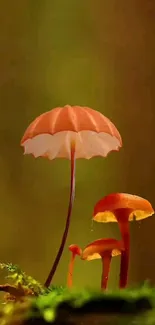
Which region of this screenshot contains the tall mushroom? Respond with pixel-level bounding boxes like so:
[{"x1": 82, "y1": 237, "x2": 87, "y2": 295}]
[
  {"x1": 21, "y1": 105, "x2": 122, "y2": 287},
  {"x1": 81, "y1": 238, "x2": 124, "y2": 289},
  {"x1": 93, "y1": 193, "x2": 154, "y2": 288},
  {"x1": 67, "y1": 244, "x2": 82, "y2": 288}
]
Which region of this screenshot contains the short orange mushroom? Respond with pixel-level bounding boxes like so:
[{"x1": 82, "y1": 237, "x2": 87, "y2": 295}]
[
  {"x1": 67, "y1": 244, "x2": 82, "y2": 288},
  {"x1": 81, "y1": 238, "x2": 124, "y2": 289},
  {"x1": 93, "y1": 193, "x2": 154, "y2": 288}
]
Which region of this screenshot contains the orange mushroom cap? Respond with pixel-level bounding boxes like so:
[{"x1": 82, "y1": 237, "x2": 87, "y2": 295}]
[
  {"x1": 21, "y1": 105, "x2": 122, "y2": 160},
  {"x1": 69, "y1": 244, "x2": 82, "y2": 256},
  {"x1": 93, "y1": 193, "x2": 154, "y2": 223},
  {"x1": 81, "y1": 238, "x2": 124, "y2": 261},
  {"x1": 21, "y1": 105, "x2": 122, "y2": 144}
]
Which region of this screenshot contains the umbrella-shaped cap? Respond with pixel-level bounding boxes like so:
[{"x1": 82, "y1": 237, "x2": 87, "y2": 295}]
[
  {"x1": 21, "y1": 105, "x2": 122, "y2": 142},
  {"x1": 69, "y1": 244, "x2": 82, "y2": 256},
  {"x1": 21, "y1": 105, "x2": 122, "y2": 160},
  {"x1": 81, "y1": 238, "x2": 124, "y2": 261},
  {"x1": 93, "y1": 193, "x2": 154, "y2": 223}
]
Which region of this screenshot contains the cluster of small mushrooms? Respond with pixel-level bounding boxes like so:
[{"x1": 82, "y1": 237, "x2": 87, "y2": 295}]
[
  {"x1": 67, "y1": 193, "x2": 154, "y2": 289},
  {"x1": 21, "y1": 104, "x2": 154, "y2": 289}
]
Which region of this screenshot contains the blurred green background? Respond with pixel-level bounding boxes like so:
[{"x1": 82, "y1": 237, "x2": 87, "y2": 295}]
[{"x1": 0, "y1": 0, "x2": 155, "y2": 289}]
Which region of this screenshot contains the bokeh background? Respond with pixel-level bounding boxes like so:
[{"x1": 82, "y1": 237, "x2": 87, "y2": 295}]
[{"x1": 0, "y1": 0, "x2": 155, "y2": 289}]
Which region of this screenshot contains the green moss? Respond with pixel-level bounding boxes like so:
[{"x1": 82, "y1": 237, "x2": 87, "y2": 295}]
[
  {"x1": 0, "y1": 264, "x2": 155, "y2": 325},
  {"x1": 1, "y1": 284, "x2": 155, "y2": 325},
  {"x1": 0, "y1": 263, "x2": 44, "y2": 295}
]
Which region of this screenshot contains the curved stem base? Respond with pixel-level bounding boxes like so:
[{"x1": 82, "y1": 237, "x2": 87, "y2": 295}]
[{"x1": 44, "y1": 143, "x2": 76, "y2": 288}]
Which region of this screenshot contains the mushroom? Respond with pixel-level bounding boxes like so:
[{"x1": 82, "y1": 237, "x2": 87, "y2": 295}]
[
  {"x1": 93, "y1": 193, "x2": 154, "y2": 288},
  {"x1": 21, "y1": 105, "x2": 122, "y2": 287},
  {"x1": 67, "y1": 244, "x2": 82, "y2": 288},
  {"x1": 81, "y1": 238, "x2": 124, "y2": 289}
]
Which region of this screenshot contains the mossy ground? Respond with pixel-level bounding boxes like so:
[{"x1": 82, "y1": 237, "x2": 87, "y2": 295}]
[{"x1": 1, "y1": 284, "x2": 155, "y2": 325}]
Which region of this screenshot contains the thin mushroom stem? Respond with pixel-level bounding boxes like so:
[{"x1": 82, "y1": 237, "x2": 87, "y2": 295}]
[
  {"x1": 116, "y1": 210, "x2": 130, "y2": 288},
  {"x1": 67, "y1": 253, "x2": 76, "y2": 287},
  {"x1": 119, "y1": 221, "x2": 130, "y2": 288},
  {"x1": 44, "y1": 142, "x2": 76, "y2": 287},
  {"x1": 101, "y1": 253, "x2": 112, "y2": 290}
]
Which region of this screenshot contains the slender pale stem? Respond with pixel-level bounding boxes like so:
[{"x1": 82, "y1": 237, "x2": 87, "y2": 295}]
[
  {"x1": 101, "y1": 254, "x2": 112, "y2": 290},
  {"x1": 44, "y1": 143, "x2": 76, "y2": 287},
  {"x1": 115, "y1": 209, "x2": 130, "y2": 288},
  {"x1": 67, "y1": 253, "x2": 75, "y2": 287}
]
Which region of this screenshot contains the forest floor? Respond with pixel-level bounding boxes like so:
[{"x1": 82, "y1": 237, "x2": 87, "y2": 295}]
[{"x1": 1, "y1": 283, "x2": 155, "y2": 325}]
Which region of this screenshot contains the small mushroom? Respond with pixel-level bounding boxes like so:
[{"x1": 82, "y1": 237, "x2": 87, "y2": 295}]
[
  {"x1": 67, "y1": 244, "x2": 82, "y2": 288},
  {"x1": 93, "y1": 193, "x2": 154, "y2": 288},
  {"x1": 81, "y1": 238, "x2": 124, "y2": 290}
]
